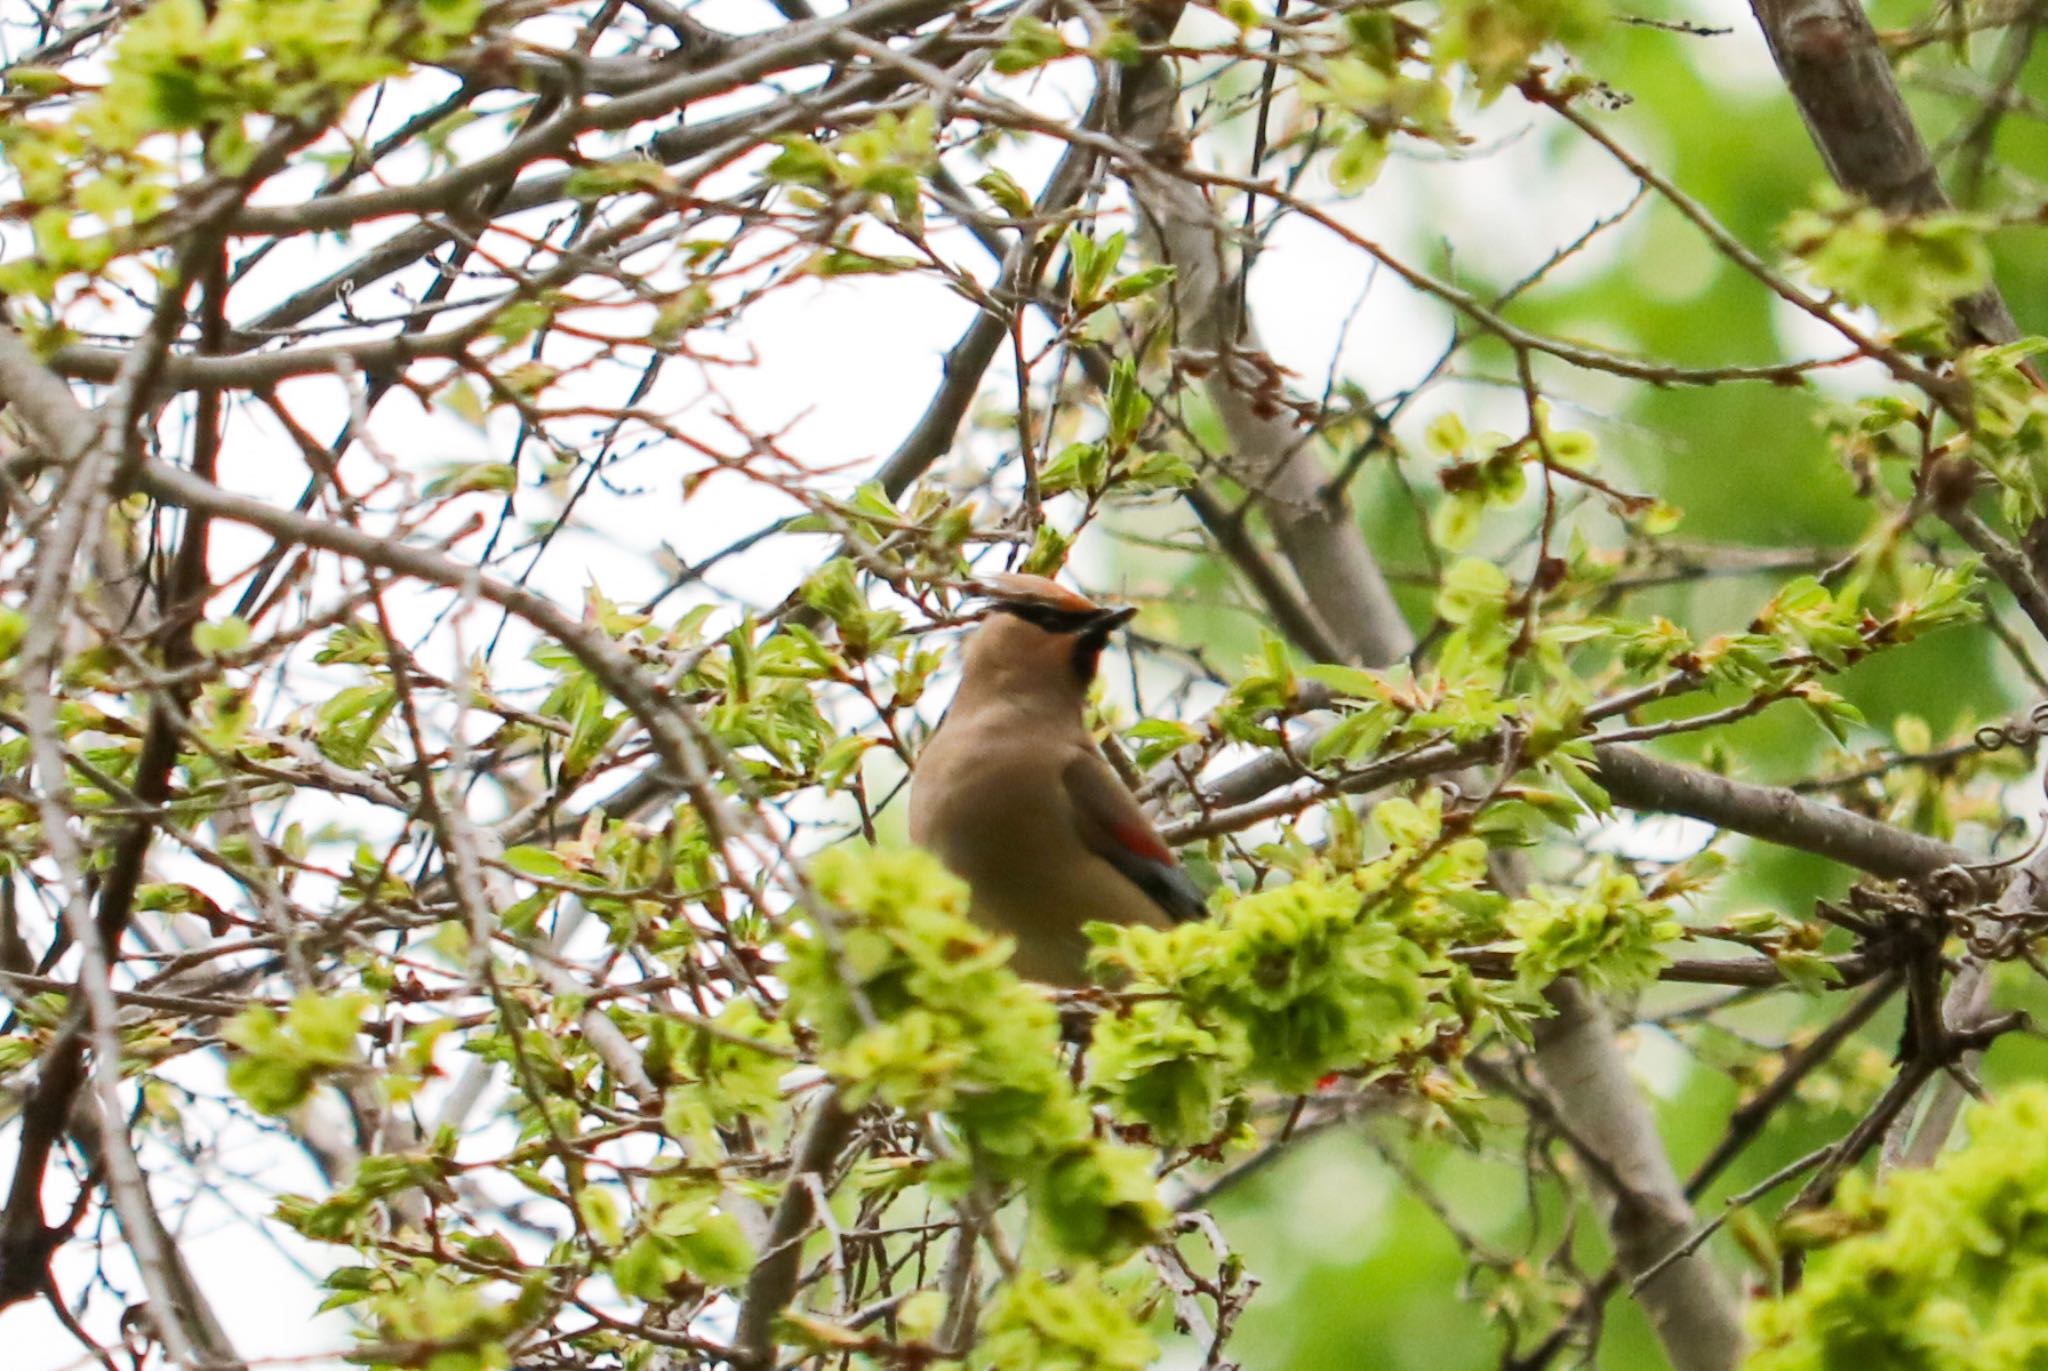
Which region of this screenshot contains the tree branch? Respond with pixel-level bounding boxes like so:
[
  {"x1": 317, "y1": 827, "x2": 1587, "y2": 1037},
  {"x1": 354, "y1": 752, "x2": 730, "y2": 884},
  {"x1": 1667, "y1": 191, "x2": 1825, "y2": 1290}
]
[
  {"x1": 731, "y1": 1088, "x2": 856, "y2": 1369},
  {"x1": 1748, "y1": 0, "x2": 2022, "y2": 350},
  {"x1": 1590, "y1": 744, "x2": 1975, "y2": 880},
  {"x1": 1118, "y1": 25, "x2": 1410, "y2": 670}
]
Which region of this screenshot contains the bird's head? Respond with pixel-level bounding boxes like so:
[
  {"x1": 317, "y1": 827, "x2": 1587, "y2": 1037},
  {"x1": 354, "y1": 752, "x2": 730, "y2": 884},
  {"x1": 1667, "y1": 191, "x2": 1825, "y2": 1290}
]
[{"x1": 960, "y1": 573, "x2": 1137, "y2": 696}]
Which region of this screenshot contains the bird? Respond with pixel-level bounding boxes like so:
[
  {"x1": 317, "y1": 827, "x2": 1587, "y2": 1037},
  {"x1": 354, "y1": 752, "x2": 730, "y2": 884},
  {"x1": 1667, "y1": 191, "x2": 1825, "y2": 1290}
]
[{"x1": 908, "y1": 573, "x2": 1208, "y2": 985}]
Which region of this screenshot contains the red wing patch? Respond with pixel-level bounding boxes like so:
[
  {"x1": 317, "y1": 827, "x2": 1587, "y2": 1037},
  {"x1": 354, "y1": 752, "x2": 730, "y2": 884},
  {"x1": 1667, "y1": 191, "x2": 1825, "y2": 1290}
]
[{"x1": 1108, "y1": 815, "x2": 1175, "y2": 866}]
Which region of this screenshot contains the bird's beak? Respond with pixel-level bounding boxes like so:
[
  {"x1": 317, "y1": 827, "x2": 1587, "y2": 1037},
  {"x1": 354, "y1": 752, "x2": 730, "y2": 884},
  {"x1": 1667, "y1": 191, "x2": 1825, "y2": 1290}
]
[{"x1": 1086, "y1": 605, "x2": 1139, "y2": 635}]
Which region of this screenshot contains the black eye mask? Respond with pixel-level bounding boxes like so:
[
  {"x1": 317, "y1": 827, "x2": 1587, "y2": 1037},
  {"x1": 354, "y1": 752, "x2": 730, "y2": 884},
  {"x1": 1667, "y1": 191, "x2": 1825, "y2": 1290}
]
[
  {"x1": 990, "y1": 602, "x2": 1138, "y2": 682},
  {"x1": 992, "y1": 602, "x2": 1104, "y2": 634}
]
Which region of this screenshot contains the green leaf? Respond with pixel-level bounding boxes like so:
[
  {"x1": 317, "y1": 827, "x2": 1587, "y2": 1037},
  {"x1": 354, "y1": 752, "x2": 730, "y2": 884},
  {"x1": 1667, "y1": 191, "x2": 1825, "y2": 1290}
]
[
  {"x1": 1438, "y1": 0, "x2": 1608, "y2": 101},
  {"x1": 223, "y1": 992, "x2": 370, "y2": 1115},
  {"x1": 672, "y1": 1211, "x2": 754, "y2": 1287},
  {"x1": 1329, "y1": 128, "x2": 1389, "y2": 192},
  {"x1": 993, "y1": 16, "x2": 1067, "y2": 73},
  {"x1": 424, "y1": 460, "x2": 516, "y2": 498},
  {"x1": 1105, "y1": 263, "x2": 1176, "y2": 303},
  {"x1": 563, "y1": 160, "x2": 675, "y2": 200},
  {"x1": 437, "y1": 377, "x2": 487, "y2": 429},
  {"x1": 1107, "y1": 361, "x2": 1151, "y2": 446},
  {"x1": 976, "y1": 168, "x2": 1032, "y2": 218},
  {"x1": 1437, "y1": 557, "x2": 1512, "y2": 625},
  {"x1": 1750, "y1": 1087, "x2": 2048, "y2": 1368},
  {"x1": 502, "y1": 845, "x2": 571, "y2": 880},
  {"x1": 1784, "y1": 195, "x2": 1994, "y2": 330},
  {"x1": 1771, "y1": 949, "x2": 1845, "y2": 996},
  {"x1": 1426, "y1": 412, "x2": 1471, "y2": 456},
  {"x1": 577, "y1": 1188, "x2": 624, "y2": 1246},
  {"x1": 192, "y1": 616, "x2": 250, "y2": 655}
]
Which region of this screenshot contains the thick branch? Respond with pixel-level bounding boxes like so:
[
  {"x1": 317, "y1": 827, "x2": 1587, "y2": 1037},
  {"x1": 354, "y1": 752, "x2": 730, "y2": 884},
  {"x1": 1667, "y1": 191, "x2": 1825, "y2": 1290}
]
[
  {"x1": 1528, "y1": 980, "x2": 1745, "y2": 1370},
  {"x1": 1173, "y1": 724, "x2": 1976, "y2": 886},
  {"x1": 731, "y1": 1088, "x2": 856, "y2": 1369},
  {"x1": 1590, "y1": 744, "x2": 1973, "y2": 879},
  {"x1": 1749, "y1": 0, "x2": 2020, "y2": 349},
  {"x1": 1890, "y1": 836, "x2": 2048, "y2": 1166},
  {"x1": 1118, "y1": 37, "x2": 1409, "y2": 670}
]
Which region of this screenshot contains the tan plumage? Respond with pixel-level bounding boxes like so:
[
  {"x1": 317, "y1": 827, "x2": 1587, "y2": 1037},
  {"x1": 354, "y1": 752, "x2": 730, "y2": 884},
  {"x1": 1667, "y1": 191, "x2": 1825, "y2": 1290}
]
[{"x1": 908, "y1": 575, "x2": 1206, "y2": 985}]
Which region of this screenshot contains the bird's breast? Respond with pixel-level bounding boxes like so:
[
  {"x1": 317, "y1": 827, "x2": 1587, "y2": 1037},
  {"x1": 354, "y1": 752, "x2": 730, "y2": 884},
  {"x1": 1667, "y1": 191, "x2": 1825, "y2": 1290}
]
[{"x1": 908, "y1": 729, "x2": 1168, "y2": 985}]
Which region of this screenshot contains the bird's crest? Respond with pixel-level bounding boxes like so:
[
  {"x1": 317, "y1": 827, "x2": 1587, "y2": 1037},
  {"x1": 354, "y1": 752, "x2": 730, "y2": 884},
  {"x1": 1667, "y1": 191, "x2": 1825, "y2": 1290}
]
[{"x1": 973, "y1": 573, "x2": 1103, "y2": 616}]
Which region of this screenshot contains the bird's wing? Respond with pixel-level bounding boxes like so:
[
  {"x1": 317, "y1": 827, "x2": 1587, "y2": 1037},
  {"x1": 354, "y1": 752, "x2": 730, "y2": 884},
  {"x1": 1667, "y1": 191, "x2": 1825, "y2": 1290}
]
[{"x1": 1062, "y1": 749, "x2": 1209, "y2": 925}]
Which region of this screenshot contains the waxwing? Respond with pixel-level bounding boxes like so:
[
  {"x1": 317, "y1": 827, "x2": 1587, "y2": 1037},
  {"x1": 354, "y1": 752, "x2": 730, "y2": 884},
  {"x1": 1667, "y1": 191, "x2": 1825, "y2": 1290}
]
[{"x1": 908, "y1": 573, "x2": 1208, "y2": 985}]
